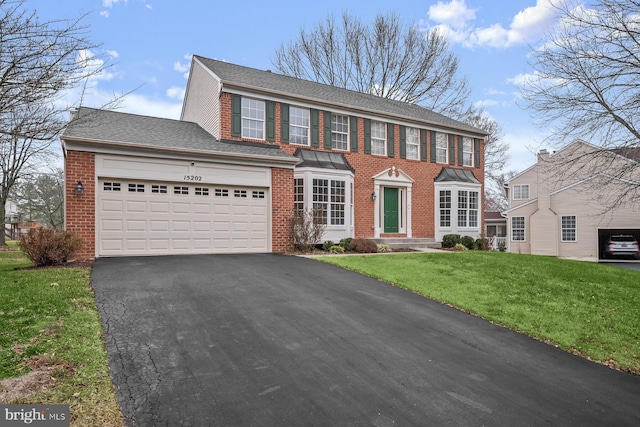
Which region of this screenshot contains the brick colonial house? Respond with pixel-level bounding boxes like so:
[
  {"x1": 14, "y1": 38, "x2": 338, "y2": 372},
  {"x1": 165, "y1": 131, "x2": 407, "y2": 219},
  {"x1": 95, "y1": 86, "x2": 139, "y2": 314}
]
[{"x1": 63, "y1": 55, "x2": 487, "y2": 259}]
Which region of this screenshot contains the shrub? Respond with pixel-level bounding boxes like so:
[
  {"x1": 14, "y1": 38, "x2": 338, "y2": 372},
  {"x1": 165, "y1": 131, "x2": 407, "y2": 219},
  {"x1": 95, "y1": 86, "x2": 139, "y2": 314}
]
[
  {"x1": 329, "y1": 245, "x2": 345, "y2": 254},
  {"x1": 454, "y1": 243, "x2": 468, "y2": 251},
  {"x1": 377, "y1": 244, "x2": 391, "y2": 253},
  {"x1": 460, "y1": 235, "x2": 475, "y2": 250},
  {"x1": 498, "y1": 241, "x2": 507, "y2": 252},
  {"x1": 289, "y1": 209, "x2": 327, "y2": 252},
  {"x1": 339, "y1": 237, "x2": 353, "y2": 251},
  {"x1": 322, "y1": 240, "x2": 335, "y2": 251},
  {"x1": 349, "y1": 238, "x2": 378, "y2": 253},
  {"x1": 19, "y1": 228, "x2": 83, "y2": 267},
  {"x1": 442, "y1": 234, "x2": 461, "y2": 248},
  {"x1": 475, "y1": 238, "x2": 490, "y2": 251}
]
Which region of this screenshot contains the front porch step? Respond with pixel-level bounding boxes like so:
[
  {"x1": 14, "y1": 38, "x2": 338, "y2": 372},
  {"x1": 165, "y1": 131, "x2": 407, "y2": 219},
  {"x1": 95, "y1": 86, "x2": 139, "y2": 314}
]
[{"x1": 371, "y1": 238, "x2": 441, "y2": 250}]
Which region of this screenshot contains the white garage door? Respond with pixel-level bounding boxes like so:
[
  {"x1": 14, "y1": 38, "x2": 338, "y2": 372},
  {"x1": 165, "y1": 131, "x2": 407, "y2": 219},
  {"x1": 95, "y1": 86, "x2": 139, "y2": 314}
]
[{"x1": 97, "y1": 179, "x2": 269, "y2": 256}]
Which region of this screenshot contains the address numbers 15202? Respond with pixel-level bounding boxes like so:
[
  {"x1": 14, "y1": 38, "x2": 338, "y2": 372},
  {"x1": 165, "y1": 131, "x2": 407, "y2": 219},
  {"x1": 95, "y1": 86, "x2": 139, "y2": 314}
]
[{"x1": 184, "y1": 175, "x2": 202, "y2": 181}]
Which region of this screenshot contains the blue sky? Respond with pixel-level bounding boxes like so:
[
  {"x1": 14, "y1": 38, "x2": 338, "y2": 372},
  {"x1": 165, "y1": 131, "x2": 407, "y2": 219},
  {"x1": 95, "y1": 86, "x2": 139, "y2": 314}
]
[{"x1": 28, "y1": 0, "x2": 565, "y2": 172}]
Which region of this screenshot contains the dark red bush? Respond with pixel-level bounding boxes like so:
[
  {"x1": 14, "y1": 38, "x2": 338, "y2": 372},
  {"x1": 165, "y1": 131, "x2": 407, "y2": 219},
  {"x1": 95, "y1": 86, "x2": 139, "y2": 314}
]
[
  {"x1": 349, "y1": 238, "x2": 378, "y2": 253},
  {"x1": 19, "y1": 228, "x2": 83, "y2": 267}
]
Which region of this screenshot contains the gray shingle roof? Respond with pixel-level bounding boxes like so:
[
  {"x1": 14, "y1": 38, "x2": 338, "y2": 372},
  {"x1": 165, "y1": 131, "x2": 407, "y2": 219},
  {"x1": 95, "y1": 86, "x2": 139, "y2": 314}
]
[
  {"x1": 195, "y1": 55, "x2": 486, "y2": 136},
  {"x1": 434, "y1": 167, "x2": 480, "y2": 183},
  {"x1": 62, "y1": 107, "x2": 297, "y2": 161}
]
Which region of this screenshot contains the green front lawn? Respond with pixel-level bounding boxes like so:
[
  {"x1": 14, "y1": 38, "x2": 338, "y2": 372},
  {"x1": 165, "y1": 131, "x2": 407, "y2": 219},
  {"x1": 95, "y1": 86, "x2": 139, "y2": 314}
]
[
  {"x1": 0, "y1": 246, "x2": 122, "y2": 426},
  {"x1": 320, "y1": 251, "x2": 640, "y2": 374}
]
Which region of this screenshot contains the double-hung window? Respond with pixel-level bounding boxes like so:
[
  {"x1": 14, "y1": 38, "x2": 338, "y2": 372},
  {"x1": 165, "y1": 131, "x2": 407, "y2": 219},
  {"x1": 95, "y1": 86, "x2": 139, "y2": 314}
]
[
  {"x1": 457, "y1": 190, "x2": 479, "y2": 227},
  {"x1": 290, "y1": 106, "x2": 309, "y2": 146},
  {"x1": 406, "y1": 127, "x2": 419, "y2": 160},
  {"x1": 436, "y1": 132, "x2": 448, "y2": 163},
  {"x1": 331, "y1": 114, "x2": 349, "y2": 151},
  {"x1": 241, "y1": 98, "x2": 265, "y2": 139},
  {"x1": 462, "y1": 137, "x2": 474, "y2": 167},
  {"x1": 330, "y1": 180, "x2": 346, "y2": 225},
  {"x1": 439, "y1": 190, "x2": 451, "y2": 227},
  {"x1": 312, "y1": 179, "x2": 329, "y2": 224},
  {"x1": 469, "y1": 191, "x2": 479, "y2": 227},
  {"x1": 561, "y1": 215, "x2": 577, "y2": 242},
  {"x1": 512, "y1": 184, "x2": 530, "y2": 200},
  {"x1": 512, "y1": 217, "x2": 525, "y2": 241},
  {"x1": 294, "y1": 178, "x2": 304, "y2": 212},
  {"x1": 371, "y1": 121, "x2": 386, "y2": 156}
]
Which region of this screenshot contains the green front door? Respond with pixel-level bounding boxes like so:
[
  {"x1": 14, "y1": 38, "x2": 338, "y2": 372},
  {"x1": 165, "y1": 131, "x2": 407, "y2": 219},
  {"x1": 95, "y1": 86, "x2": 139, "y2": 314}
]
[{"x1": 383, "y1": 187, "x2": 399, "y2": 233}]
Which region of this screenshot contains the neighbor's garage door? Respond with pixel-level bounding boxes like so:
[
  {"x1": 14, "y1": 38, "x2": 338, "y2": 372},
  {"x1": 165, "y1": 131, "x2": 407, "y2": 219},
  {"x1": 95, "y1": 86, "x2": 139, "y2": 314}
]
[{"x1": 97, "y1": 179, "x2": 269, "y2": 256}]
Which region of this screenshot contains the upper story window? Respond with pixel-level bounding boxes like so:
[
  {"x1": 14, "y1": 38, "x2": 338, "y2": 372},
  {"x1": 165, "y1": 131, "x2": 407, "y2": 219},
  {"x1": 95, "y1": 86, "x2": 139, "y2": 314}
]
[
  {"x1": 290, "y1": 106, "x2": 309, "y2": 146},
  {"x1": 241, "y1": 98, "x2": 265, "y2": 140},
  {"x1": 462, "y1": 137, "x2": 474, "y2": 167},
  {"x1": 512, "y1": 184, "x2": 530, "y2": 200},
  {"x1": 331, "y1": 114, "x2": 349, "y2": 151},
  {"x1": 406, "y1": 127, "x2": 419, "y2": 160},
  {"x1": 435, "y1": 132, "x2": 448, "y2": 163},
  {"x1": 371, "y1": 121, "x2": 386, "y2": 156}
]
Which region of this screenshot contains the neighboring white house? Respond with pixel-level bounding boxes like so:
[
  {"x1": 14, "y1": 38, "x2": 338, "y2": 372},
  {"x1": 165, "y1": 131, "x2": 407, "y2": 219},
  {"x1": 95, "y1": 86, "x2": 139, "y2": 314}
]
[
  {"x1": 503, "y1": 140, "x2": 640, "y2": 261},
  {"x1": 4, "y1": 200, "x2": 20, "y2": 240}
]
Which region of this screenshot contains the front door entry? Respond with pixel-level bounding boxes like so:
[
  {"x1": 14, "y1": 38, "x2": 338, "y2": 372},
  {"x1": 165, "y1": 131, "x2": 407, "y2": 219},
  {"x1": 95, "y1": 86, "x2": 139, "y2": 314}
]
[{"x1": 383, "y1": 187, "x2": 399, "y2": 233}]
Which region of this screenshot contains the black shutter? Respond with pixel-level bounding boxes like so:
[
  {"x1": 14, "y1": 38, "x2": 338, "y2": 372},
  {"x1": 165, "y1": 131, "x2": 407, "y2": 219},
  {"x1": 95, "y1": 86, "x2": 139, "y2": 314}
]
[
  {"x1": 430, "y1": 130, "x2": 436, "y2": 162},
  {"x1": 448, "y1": 134, "x2": 455, "y2": 165},
  {"x1": 421, "y1": 129, "x2": 427, "y2": 162},
  {"x1": 458, "y1": 135, "x2": 464, "y2": 166},
  {"x1": 364, "y1": 119, "x2": 371, "y2": 154},
  {"x1": 387, "y1": 123, "x2": 395, "y2": 157},
  {"x1": 474, "y1": 138, "x2": 481, "y2": 168},
  {"x1": 400, "y1": 126, "x2": 407, "y2": 159},
  {"x1": 324, "y1": 111, "x2": 332, "y2": 149},
  {"x1": 266, "y1": 101, "x2": 275, "y2": 141},
  {"x1": 232, "y1": 94, "x2": 241, "y2": 137},
  {"x1": 311, "y1": 109, "x2": 319, "y2": 148},
  {"x1": 280, "y1": 103, "x2": 289, "y2": 143},
  {"x1": 350, "y1": 116, "x2": 358, "y2": 152}
]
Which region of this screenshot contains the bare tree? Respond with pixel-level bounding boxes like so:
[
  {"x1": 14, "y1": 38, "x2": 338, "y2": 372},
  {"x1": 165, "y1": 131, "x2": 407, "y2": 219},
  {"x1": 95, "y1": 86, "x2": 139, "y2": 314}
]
[
  {"x1": 461, "y1": 105, "x2": 509, "y2": 191},
  {"x1": 11, "y1": 168, "x2": 64, "y2": 229},
  {"x1": 521, "y1": 0, "x2": 640, "y2": 207},
  {"x1": 273, "y1": 12, "x2": 471, "y2": 118},
  {"x1": 0, "y1": 0, "x2": 112, "y2": 246}
]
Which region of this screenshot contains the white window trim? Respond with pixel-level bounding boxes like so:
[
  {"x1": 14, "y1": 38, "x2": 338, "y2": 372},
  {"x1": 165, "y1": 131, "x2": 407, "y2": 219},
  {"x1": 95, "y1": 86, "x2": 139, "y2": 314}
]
[
  {"x1": 290, "y1": 106, "x2": 310, "y2": 146},
  {"x1": 371, "y1": 121, "x2": 387, "y2": 156},
  {"x1": 241, "y1": 97, "x2": 265, "y2": 140},
  {"x1": 331, "y1": 114, "x2": 350, "y2": 151},
  {"x1": 294, "y1": 168, "x2": 354, "y2": 242},
  {"x1": 435, "y1": 132, "x2": 448, "y2": 164},
  {"x1": 511, "y1": 216, "x2": 526, "y2": 242},
  {"x1": 561, "y1": 215, "x2": 577, "y2": 242},
  {"x1": 406, "y1": 127, "x2": 420, "y2": 160},
  {"x1": 433, "y1": 182, "x2": 482, "y2": 242},
  {"x1": 462, "y1": 137, "x2": 474, "y2": 167},
  {"x1": 512, "y1": 184, "x2": 530, "y2": 201}
]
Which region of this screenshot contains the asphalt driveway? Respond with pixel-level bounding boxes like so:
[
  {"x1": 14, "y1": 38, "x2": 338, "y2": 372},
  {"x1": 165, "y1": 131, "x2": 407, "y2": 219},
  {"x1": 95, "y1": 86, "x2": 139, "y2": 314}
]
[{"x1": 92, "y1": 254, "x2": 640, "y2": 426}]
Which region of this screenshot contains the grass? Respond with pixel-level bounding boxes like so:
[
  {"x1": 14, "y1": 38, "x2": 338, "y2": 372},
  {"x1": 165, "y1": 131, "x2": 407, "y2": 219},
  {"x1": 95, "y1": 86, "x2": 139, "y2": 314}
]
[
  {"x1": 319, "y1": 251, "x2": 640, "y2": 374},
  {"x1": 0, "y1": 245, "x2": 122, "y2": 426}
]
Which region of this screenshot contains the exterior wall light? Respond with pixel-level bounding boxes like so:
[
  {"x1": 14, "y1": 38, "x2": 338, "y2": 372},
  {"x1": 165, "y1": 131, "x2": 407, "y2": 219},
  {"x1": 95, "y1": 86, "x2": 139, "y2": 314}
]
[
  {"x1": 371, "y1": 191, "x2": 377, "y2": 201},
  {"x1": 75, "y1": 181, "x2": 84, "y2": 195}
]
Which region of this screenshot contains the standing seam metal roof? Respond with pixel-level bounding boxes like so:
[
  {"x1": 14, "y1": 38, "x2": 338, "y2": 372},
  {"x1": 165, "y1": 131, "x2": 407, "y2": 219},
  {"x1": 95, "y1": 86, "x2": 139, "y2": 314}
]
[{"x1": 195, "y1": 55, "x2": 486, "y2": 136}]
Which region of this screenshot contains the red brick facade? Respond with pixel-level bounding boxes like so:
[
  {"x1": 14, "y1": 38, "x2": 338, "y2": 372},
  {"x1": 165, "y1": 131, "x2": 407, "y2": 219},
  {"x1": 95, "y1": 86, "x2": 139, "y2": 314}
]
[
  {"x1": 220, "y1": 92, "x2": 485, "y2": 240},
  {"x1": 64, "y1": 150, "x2": 95, "y2": 259},
  {"x1": 271, "y1": 167, "x2": 294, "y2": 252}
]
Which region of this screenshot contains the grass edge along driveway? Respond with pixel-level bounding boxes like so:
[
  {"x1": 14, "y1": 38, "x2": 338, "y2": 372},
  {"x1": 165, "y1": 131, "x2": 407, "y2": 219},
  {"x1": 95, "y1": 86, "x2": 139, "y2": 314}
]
[
  {"x1": 0, "y1": 248, "x2": 123, "y2": 427},
  {"x1": 319, "y1": 251, "x2": 640, "y2": 375}
]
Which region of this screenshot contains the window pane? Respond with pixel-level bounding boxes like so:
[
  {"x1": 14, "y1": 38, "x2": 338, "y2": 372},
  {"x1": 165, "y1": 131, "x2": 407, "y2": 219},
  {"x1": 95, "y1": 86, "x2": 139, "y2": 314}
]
[
  {"x1": 436, "y1": 133, "x2": 447, "y2": 163},
  {"x1": 463, "y1": 137, "x2": 473, "y2": 167},
  {"x1": 371, "y1": 121, "x2": 386, "y2": 155},
  {"x1": 242, "y1": 98, "x2": 265, "y2": 139},
  {"x1": 439, "y1": 190, "x2": 451, "y2": 227},
  {"x1": 406, "y1": 127, "x2": 419, "y2": 160},
  {"x1": 290, "y1": 107, "x2": 309, "y2": 145},
  {"x1": 332, "y1": 114, "x2": 349, "y2": 150},
  {"x1": 561, "y1": 215, "x2": 576, "y2": 242},
  {"x1": 512, "y1": 217, "x2": 525, "y2": 241}
]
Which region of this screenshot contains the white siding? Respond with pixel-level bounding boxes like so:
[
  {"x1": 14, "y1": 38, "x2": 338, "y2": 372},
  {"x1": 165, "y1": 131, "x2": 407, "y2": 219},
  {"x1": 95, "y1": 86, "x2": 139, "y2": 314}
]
[{"x1": 182, "y1": 60, "x2": 221, "y2": 139}]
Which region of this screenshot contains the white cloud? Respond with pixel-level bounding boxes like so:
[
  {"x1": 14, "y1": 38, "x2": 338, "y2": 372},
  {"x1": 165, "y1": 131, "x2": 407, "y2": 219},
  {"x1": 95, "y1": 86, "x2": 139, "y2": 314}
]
[
  {"x1": 423, "y1": 0, "x2": 562, "y2": 49},
  {"x1": 173, "y1": 54, "x2": 192, "y2": 79},
  {"x1": 428, "y1": 0, "x2": 477, "y2": 30},
  {"x1": 106, "y1": 50, "x2": 119, "y2": 59},
  {"x1": 119, "y1": 93, "x2": 182, "y2": 119},
  {"x1": 99, "y1": 10, "x2": 109, "y2": 18},
  {"x1": 166, "y1": 86, "x2": 185, "y2": 100}
]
